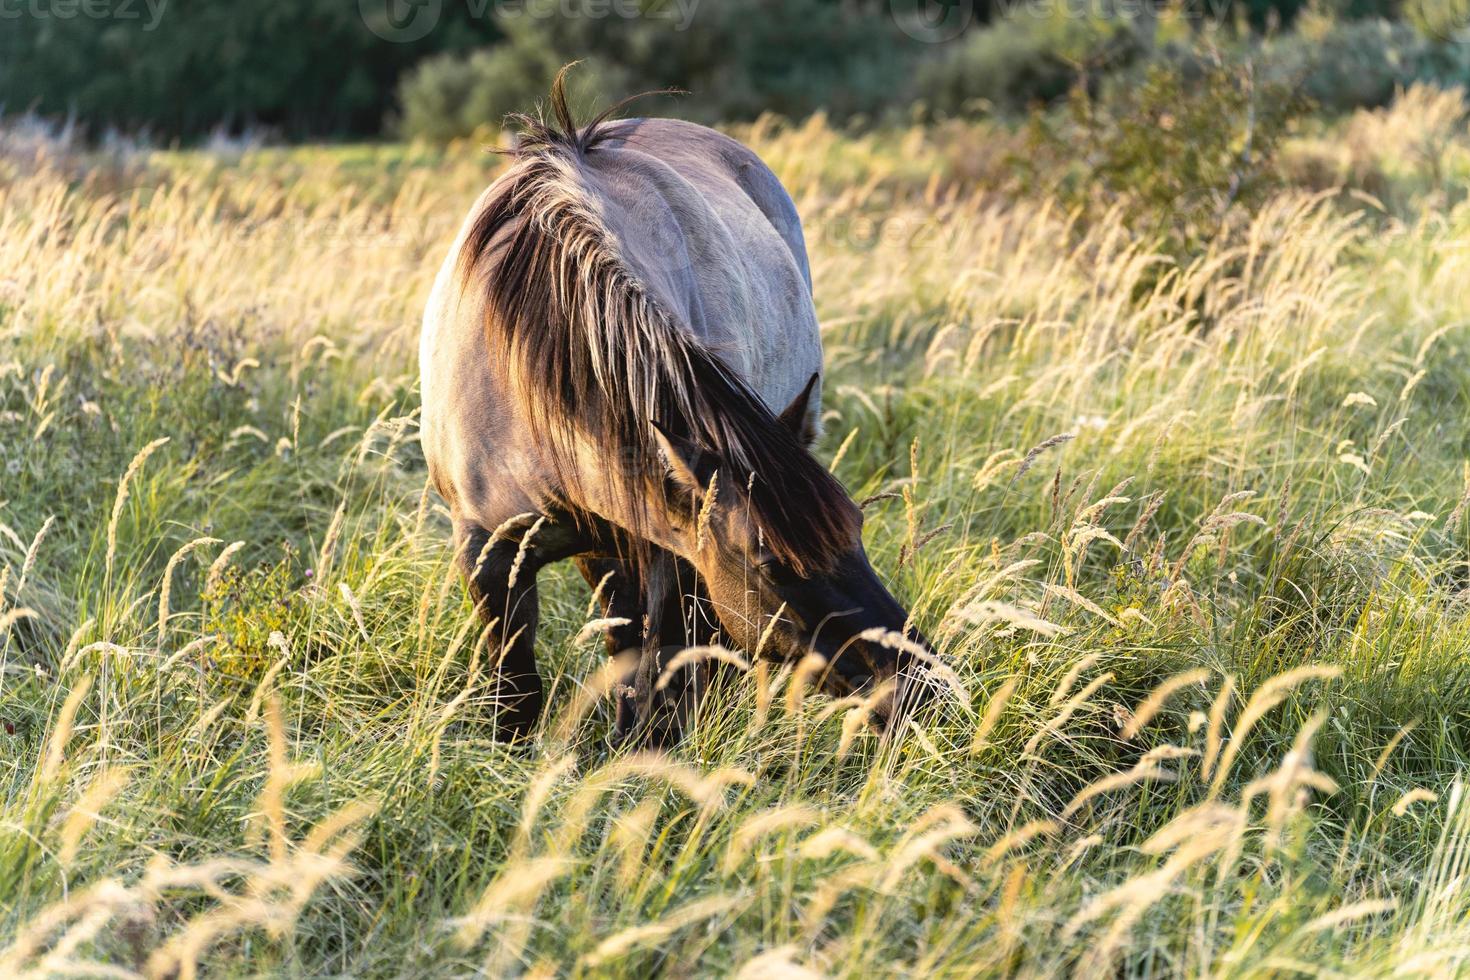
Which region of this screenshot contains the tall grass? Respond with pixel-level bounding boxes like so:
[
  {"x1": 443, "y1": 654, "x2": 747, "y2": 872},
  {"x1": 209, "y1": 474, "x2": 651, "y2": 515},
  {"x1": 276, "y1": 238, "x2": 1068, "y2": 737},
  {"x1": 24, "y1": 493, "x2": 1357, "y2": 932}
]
[{"x1": 3, "y1": 92, "x2": 1470, "y2": 975}]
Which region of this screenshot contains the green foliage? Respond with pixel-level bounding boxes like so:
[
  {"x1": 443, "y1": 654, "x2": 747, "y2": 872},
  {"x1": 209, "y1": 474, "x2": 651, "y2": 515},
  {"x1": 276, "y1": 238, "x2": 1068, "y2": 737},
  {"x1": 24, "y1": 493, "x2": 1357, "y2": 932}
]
[
  {"x1": 396, "y1": 0, "x2": 918, "y2": 142},
  {"x1": 0, "y1": 0, "x2": 500, "y2": 139},
  {"x1": 917, "y1": 9, "x2": 1470, "y2": 129},
  {"x1": 916, "y1": 4, "x2": 1144, "y2": 117},
  {"x1": 395, "y1": 38, "x2": 568, "y2": 143},
  {"x1": 201, "y1": 546, "x2": 306, "y2": 682},
  {"x1": 6, "y1": 0, "x2": 1470, "y2": 142},
  {"x1": 1025, "y1": 58, "x2": 1307, "y2": 264},
  {"x1": 1256, "y1": 18, "x2": 1470, "y2": 112}
]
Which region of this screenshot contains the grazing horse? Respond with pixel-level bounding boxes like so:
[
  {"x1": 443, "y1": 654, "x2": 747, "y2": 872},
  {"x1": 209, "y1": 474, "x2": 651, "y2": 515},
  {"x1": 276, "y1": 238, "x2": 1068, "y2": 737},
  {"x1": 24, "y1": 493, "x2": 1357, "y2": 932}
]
[{"x1": 420, "y1": 73, "x2": 936, "y2": 744}]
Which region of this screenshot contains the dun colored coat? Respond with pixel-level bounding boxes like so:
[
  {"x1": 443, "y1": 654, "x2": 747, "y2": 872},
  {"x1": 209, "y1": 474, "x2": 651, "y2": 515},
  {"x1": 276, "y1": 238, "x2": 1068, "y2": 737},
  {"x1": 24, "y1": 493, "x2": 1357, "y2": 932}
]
[{"x1": 420, "y1": 73, "x2": 934, "y2": 744}]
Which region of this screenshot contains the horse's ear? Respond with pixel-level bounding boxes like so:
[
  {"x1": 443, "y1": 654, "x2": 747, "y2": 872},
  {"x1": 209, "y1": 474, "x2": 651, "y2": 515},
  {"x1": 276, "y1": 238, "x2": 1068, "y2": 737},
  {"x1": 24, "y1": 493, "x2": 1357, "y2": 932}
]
[
  {"x1": 650, "y1": 421, "x2": 717, "y2": 496},
  {"x1": 778, "y1": 373, "x2": 820, "y2": 446}
]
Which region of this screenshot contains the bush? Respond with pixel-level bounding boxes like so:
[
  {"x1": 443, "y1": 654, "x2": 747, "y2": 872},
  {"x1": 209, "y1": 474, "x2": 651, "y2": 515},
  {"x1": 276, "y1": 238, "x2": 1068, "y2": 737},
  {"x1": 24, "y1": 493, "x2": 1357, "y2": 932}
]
[
  {"x1": 1256, "y1": 19, "x2": 1470, "y2": 113},
  {"x1": 1023, "y1": 58, "x2": 1307, "y2": 266},
  {"x1": 396, "y1": 39, "x2": 569, "y2": 144},
  {"x1": 396, "y1": 0, "x2": 918, "y2": 143},
  {"x1": 916, "y1": 4, "x2": 1146, "y2": 118}
]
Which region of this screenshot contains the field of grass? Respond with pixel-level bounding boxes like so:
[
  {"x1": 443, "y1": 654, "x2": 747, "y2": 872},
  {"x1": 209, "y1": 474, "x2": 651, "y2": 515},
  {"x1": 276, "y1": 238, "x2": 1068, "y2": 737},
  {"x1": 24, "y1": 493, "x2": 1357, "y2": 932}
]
[{"x1": 3, "y1": 91, "x2": 1470, "y2": 976}]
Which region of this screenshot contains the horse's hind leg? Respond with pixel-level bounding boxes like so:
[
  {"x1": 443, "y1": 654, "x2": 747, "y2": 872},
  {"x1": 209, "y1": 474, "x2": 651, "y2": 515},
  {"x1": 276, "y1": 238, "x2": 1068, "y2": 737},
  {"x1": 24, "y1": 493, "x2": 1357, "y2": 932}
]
[{"x1": 457, "y1": 517, "x2": 563, "y2": 741}]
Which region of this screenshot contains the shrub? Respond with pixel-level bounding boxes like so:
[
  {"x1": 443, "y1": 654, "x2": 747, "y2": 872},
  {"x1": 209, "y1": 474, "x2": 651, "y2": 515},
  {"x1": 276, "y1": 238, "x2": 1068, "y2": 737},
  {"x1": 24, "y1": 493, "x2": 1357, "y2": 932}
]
[
  {"x1": 916, "y1": 4, "x2": 1145, "y2": 118},
  {"x1": 395, "y1": 36, "x2": 572, "y2": 144},
  {"x1": 1256, "y1": 19, "x2": 1470, "y2": 113},
  {"x1": 396, "y1": 0, "x2": 917, "y2": 143},
  {"x1": 1023, "y1": 58, "x2": 1307, "y2": 266}
]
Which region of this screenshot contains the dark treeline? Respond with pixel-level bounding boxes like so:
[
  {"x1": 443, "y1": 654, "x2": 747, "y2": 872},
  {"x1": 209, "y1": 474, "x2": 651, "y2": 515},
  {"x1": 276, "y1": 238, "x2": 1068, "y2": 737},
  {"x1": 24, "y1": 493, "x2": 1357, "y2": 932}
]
[
  {"x1": 0, "y1": 0, "x2": 1411, "y2": 141},
  {"x1": 1, "y1": 0, "x2": 502, "y2": 137}
]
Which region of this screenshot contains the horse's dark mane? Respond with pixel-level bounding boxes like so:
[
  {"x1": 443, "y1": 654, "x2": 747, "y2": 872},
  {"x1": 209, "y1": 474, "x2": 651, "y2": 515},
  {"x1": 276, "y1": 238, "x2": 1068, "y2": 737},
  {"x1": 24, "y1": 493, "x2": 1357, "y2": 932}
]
[{"x1": 456, "y1": 68, "x2": 858, "y2": 576}]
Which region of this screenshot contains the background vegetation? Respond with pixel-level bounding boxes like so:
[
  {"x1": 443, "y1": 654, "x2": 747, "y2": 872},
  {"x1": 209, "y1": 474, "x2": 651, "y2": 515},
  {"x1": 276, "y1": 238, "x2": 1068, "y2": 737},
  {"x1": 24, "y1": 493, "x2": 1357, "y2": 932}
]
[{"x1": 6, "y1": 0, "x2": 1468, "y2": 142}]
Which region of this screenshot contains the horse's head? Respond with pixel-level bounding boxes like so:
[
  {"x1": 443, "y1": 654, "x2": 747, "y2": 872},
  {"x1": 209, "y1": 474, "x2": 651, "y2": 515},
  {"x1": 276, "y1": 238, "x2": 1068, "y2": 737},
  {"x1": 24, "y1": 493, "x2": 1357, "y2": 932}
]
[{"x1": 650, "y1": 377, "x2": 937, "y2": 728}]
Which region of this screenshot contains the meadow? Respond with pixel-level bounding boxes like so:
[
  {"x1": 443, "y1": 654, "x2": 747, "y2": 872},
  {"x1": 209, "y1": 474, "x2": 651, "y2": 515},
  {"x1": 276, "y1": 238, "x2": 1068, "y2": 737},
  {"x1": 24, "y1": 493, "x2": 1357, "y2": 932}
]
[{"x1": 3, "y1": 88, "x2": 1470, "y2": 976}]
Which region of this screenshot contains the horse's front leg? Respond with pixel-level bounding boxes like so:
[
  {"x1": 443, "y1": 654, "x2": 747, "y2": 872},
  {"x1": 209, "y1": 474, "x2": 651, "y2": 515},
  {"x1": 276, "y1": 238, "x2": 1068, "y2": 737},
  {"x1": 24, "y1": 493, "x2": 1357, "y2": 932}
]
[
  {"x1": 577, "y1": 532, "x2": 724, "y2": 747},
  {"x1": 457, "y1": 513, "x2": 581, "y2": 741},
  {"x1": 574, "y1": 552, "x2": 646, "y2": 739},
  {"x1": 628, "y1": 554, "x2": 722, "y2": 748}
]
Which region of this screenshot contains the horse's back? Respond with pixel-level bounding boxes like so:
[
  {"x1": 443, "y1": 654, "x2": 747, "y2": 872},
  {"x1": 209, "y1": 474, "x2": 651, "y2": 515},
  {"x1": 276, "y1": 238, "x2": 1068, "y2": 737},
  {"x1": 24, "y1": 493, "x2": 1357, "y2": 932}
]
[
  {"x1": 419, "y1": 114, "x2": 821, "y2": 530},
  {"x1": 583, "y1": 117, "x2": 822, "y2": 409},
  {"x1": 603, "y1": 117, "x2": 813, "y2": 289}
]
